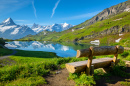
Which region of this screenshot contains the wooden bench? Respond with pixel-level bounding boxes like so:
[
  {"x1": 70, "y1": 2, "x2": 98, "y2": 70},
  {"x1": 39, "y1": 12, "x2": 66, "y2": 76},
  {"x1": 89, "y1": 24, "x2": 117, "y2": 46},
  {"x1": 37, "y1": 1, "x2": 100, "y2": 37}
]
[{"x1": 66, "y1": 46, "x2": 124, "y2": 75}]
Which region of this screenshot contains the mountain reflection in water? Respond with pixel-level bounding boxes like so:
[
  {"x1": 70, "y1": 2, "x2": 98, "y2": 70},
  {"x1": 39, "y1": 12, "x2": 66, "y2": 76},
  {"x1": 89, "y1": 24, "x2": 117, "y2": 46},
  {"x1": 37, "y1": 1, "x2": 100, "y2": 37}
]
[{"x1": 5, "y1": 41, "x2": 100, "y2": 57}]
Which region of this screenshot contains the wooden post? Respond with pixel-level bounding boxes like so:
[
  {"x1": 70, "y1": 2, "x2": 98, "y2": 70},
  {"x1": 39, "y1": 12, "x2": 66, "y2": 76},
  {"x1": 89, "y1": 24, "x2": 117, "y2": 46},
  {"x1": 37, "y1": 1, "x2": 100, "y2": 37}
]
[
  {"x1": 111, "y1": 62, "x2": 115, "y2": 68},
  {"x1": 66, "y1": 45, "x2": 124, "y2": 74},
  {"x1": 86, "y1": 46, "x2": 93, "y2": 75},
  {"x1": 113, "y1": 45, "x2": 120, "y2": 65},
  {"x1": 76, "y1": 46, "x2": 124, "y2": 58},
  {"x1": 90, "y1": 65, "x2": 94, "y2": 75}
]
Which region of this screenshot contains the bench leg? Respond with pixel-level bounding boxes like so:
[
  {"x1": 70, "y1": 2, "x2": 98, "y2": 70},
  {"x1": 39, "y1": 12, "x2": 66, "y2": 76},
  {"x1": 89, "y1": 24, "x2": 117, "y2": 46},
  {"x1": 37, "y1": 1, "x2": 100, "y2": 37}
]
[
  {"x1": 102, "y1": 62, "x2": 115, "y2": 73},
  {"x1": 90, "y1": 65, "x2": 94, "y2": 75},
  {"x1": 86, "y1": 55, "x2": 93, "y2": 75},
  {"x1": 111, "y1": 62, "x2": 115, "y2": 68},
  {"x1": 102, "y1": 67, "x2": 110, "y2": 73},
  {"x1": 113, "y1": 54, "x2": 118, "y2": 65}
]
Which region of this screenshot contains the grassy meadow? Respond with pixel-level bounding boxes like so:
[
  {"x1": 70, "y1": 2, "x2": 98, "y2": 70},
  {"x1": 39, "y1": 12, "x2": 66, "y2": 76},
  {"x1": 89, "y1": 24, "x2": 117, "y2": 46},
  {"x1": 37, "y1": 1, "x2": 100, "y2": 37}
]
[
  {"x1": 0, "y1": 48, "x2": 130, "y2": 86},
  {"x1": 0, "y1": 49, "x2": 89, "y2": 86},
  {"x1": 57, "y1": 12, "x2": 130, "y2": 42},
  {"x1": 0, "y1": 30, "x2": 130, "y2": 85},
  {"x1": 18, "y1": 12, "x2": 130, "y2": 43},
  {"x1": 0, "y1": 11, "x2": 130, "y2": 86},
  {"x1": 0, "y1": 48, "x2": 13, "y2": 57}
]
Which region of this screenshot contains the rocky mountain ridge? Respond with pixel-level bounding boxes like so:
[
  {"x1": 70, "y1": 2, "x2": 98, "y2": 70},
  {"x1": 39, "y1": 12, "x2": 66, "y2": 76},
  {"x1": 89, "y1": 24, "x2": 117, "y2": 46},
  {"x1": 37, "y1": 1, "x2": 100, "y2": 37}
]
[
  {"x1": 72, "y1": 0, "x2": 130, "y2": 30},
  {"x1": 31, "y1": 23, "x2": 73, "y2": 33},
  {"x1": 0, "y1": 18, "x2": 73, "y2": 39},
  {"x1": 0, "y1": 18, "x2": 36, "y2": 40},
  {"x1": 75, "y1": 25, "x2": 130, "y2": 42}
]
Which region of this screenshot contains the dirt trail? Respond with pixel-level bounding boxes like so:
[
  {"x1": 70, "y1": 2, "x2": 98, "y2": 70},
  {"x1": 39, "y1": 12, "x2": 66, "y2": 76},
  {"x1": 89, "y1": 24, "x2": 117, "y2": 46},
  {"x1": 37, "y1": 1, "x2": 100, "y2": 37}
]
[
  {"x1": 43, "y1": 67, "x2": 130, "y2": 86},
  {"x1": 43, "y1": 69, "x2": 75, "y2": 86},
  {"x1": 0, "y1": 49, "x2": 17, "y2": 60}
]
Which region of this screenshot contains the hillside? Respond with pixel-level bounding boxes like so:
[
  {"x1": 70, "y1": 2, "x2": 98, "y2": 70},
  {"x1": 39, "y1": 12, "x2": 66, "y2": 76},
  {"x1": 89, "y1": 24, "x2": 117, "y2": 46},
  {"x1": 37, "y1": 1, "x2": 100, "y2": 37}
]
[
  {"x1": 19, "y1": 1, "x2": 130, "y2": 43},
  {"x1": 19, "y1": 11, "x2": 130, "y2": 44},
  {"x1": 58, "y1": 12, "x2": 130, "y2": 42},
  {"x1": 70, "y1": 0, "x2": 130, "y2": 30}
]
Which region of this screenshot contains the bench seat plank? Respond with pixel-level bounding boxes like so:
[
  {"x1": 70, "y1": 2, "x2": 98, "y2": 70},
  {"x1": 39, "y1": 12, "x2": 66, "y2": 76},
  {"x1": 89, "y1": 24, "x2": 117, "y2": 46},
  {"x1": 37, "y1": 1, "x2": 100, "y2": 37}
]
[{"x1": 66, "y1": 57, "x2": 119, "y2": 73}]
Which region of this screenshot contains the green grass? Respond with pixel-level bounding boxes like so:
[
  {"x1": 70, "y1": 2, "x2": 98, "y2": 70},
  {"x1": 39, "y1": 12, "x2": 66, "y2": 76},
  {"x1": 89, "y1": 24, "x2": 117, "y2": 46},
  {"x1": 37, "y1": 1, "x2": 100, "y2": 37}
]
[
  {"x1": 57, "y1": 12, "x2": 130, "y2": 42},
  {"x1": 0, "y1": 48, "x2": 13, "y2": 57},
  {"x1": 0, "y1": 48, "x2": 130, "y2": 86},
  {"x1": 0, "y1": 42, "x2": 129, "y2": 86},
  {"x1": 120, "y1": 80, "x2": 130, "y2": 86},
  {"x1": 67, "y1": 50, "x2": 130, "y2": 86},
  {"x1": 117, "y1": 33, "x2": 130, "y2": 47},
  {"x1": 1, "y1": 34, "x2": 130, "y2": 86},
  {"x1": 68, "y1": 73, "x2": 96, "y2": 86},
  {"x1": 67, "y1": 60, "x2": 130, "y2": 86},
  {"x1": 13, "y1": 49, "x2": 58, "y2": 58},
  {"x1": 0, "y1": 49, "x2": 90, "y2": 86},
  {"x1": 19, "y1": 12, "x2": 130, "y2": 43},
  {"x1": 4, "y1": 76, "x2": 46, "y2": 86}
]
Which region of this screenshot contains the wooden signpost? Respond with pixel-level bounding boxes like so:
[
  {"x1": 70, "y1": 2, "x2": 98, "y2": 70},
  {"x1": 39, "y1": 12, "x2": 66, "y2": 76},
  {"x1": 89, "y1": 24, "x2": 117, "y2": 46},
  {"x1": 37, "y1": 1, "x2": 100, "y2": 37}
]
[{"x1": 66, "y1": 45, "x2": 124, "y2": 75}]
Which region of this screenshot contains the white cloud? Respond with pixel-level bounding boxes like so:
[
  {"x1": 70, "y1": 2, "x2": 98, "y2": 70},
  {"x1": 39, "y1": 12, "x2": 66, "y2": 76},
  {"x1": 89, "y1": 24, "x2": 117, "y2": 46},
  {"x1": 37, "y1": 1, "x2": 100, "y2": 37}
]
[
  {"x1": 32, "y1": 1, "x2": 37, "y2": 18},
  {"x1": 51, "y1": 0, "x2": 60, "y2": 18},
  {"x1": 61, "y1": 11, "x2": 101, "y2": 20}
]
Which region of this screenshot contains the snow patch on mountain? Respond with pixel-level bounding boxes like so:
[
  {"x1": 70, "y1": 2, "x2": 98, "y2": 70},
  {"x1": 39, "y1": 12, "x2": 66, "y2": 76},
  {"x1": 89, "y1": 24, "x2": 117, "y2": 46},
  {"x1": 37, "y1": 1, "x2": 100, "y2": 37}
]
[
  {"x1": 115, "y1": 38, "x2": 121, "y2": 42},
  {"x1": 0, "y1": 25, "x2": 16, "y2": 33},
  {"x1": 124, "y1": 8, "x2": 130, "y2": 12},
  {"x1": 3, "y1": 18, "x2": 10, "y2": 23},
  {"x1": 31, "y1": 23, "x2": 73, "y2": 33},
  {"x1": 0, "y1": 17, "x2": 36, "y2": 39},
  {"x1": 0, "y1": 17, "x2": 73, "y2": 39},
  {"x1": 63, "y1": 23, "x2": 69, "y2": 28},
  {"x1": 2, "y1": 17, "x2": 16, "y2": 25},
  {"x1": 11, "y1": 27, "x2": 20, "y2": 34}
]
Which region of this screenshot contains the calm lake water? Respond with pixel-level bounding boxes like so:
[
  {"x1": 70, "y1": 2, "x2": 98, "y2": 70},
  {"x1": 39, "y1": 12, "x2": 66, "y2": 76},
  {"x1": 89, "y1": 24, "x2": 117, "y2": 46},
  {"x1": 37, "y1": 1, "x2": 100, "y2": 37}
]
[{"x1": 5, "y1": 41, "x2": 106, "y2": 57}]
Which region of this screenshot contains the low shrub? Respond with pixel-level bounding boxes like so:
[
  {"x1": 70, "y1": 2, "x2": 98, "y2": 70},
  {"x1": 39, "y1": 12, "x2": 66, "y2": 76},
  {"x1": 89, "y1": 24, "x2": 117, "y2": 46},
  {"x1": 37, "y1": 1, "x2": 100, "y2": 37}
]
[
  {"x1": 68, "y1": 73, "x2": 96, "y2": 86},
  {"x1": 120, "y1": 52, "x2": 129, "y2": 57},
  {"x1": 5, "y1": 76, "x2": 46, "y2": 86}
]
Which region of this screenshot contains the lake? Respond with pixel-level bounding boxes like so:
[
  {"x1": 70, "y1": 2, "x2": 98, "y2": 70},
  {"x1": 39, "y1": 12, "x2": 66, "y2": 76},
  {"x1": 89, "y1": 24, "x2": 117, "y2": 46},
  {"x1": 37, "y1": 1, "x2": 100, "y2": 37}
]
[{"x1": 5, "y1": 41, "x2": 105, "y2": 57}]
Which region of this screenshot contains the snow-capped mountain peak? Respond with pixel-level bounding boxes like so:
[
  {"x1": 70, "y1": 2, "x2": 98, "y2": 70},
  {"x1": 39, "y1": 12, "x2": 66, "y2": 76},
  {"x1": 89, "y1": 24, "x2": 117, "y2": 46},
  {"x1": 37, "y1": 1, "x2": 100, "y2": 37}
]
[
  {"x1": 31, "y1": 23, "x2": 44, "y2": 33},
  {"x1": 63, "y1": 23, "x2": 69, "y2": 28},
  {"x1": 0, "y1": 18, "x2": 36, "y2": 39},
  {"x1": 31, "y1": 23, "x2": 73, "y2": 33},
  {"x1": 2, "y1": 17, "x2": 16, "y2": 25},
  {"x1": 0, "y1": 17, "x2": 73, "y2": 39}
]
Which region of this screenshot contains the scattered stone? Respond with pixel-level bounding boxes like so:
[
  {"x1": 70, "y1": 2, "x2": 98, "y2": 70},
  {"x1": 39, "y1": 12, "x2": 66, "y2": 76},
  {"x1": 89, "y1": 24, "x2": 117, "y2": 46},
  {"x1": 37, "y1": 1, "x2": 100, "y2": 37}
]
[
  {"x1": 125, "y1": 61, "x2": 130, "y2": 67},
  {"x1": 55, "y1": 71, "x2": 61, "y2": 74}
]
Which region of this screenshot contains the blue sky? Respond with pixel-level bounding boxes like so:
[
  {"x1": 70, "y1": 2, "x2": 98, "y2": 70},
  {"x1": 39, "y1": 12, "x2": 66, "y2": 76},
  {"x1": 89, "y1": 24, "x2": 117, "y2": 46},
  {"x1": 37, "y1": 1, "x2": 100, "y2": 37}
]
[{"x1": 0, "y1": 0, "x2": 128, "y2": 27}]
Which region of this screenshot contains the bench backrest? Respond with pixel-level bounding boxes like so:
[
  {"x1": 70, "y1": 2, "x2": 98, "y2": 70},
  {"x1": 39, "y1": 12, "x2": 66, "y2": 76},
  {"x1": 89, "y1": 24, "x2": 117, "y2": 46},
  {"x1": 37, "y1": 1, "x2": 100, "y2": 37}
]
[
  {"x1": 76, "y1": 45, "x2": 124, "y2": 75},
  {"x1": 76, "y1": 45, "x2": 124, "y2": 58}
]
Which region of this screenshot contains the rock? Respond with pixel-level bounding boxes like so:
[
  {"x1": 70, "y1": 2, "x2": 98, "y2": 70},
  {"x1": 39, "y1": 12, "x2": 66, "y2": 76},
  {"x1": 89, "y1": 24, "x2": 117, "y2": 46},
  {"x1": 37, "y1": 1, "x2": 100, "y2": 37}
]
[
  {"x1": 125, "y1": 61, "x2": 130, "y2": 67},
  {"x1": 77, "y1": 25, "x2": 130, "y2": 42},
  {"x1": 74, "y1": 1, "x2": 130, "y2": 30},
  {"x1": 55, "y1": 71, "x2": 61, "y2": 74}
]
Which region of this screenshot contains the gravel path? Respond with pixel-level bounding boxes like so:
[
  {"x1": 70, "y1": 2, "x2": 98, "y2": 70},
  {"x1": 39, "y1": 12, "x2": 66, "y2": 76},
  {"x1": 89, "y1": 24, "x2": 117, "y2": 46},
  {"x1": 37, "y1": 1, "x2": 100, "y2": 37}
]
[
  {"x1": 0, "y1": 49, "x2": 17, "y2": 60},
  {"x1": 43, "y1": 69, "x2": 75, "y2": 86}
]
